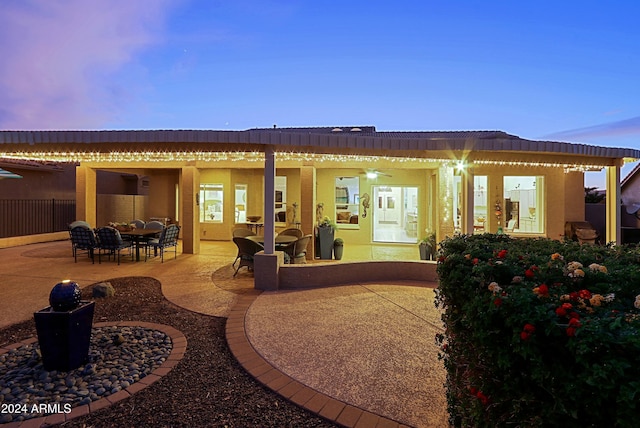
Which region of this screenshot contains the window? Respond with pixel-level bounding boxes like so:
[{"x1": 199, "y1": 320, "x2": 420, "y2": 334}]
[
  {"x1": 335, "y1": 177, "x2": 359, "y2": 228},
  {"x1": 199, "y1": 184, "x2": 223, "y2": 223},
  {"x1": 235, "y1": 184, "x2": 247, "y2": 223},
  {"x1": 474, "y1": 176, "x2": 487, "y2": 234},
  {"x1": 503, "y1": 176, "x2": 544, "y2": 233},
  {"x1": 275, "y1": 176, "x2": 287, "y2": 223}
]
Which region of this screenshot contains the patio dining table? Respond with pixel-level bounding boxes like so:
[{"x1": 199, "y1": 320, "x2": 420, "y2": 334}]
[
  {"x1": 119, "y1": 228, "x2": 163, "y2": 261},
  {"x1": 247, "y1": 234, "x2": 297, "y2": 248}
]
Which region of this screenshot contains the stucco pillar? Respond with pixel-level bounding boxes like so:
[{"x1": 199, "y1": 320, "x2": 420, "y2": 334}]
[
  {"x1": 76, "y1": 165, "x2": 96, "y2": 227},
  {"x1": 461, "y1": 167, "x2": 474, "y2": 235},
  {"x1": 300, "y1": 166, "x2": 316, "y2": 260},
  {"x1": 254, "y1": 145, "x2": 279, "y2": 290},
  {"x1": 605, "y1": 164, "x2": 621, "y2": 245},
  {"x1": 263, "y1": 146, "x2": 276, "y2": 254},
  {"x1": 180, "y1": 166, "x2": 200, "y2": 254}
]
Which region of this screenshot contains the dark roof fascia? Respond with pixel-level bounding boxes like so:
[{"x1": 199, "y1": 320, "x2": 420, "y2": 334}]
[{"x1": 0, "y1": 130, "x2": 639, "y2": 161}]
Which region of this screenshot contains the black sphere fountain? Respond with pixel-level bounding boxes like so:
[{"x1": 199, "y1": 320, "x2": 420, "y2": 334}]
[{"x1": 34, "y1": 280, "x2": 95, "y2": 371}]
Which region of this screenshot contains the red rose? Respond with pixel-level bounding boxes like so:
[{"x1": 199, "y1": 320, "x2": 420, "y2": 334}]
[
  {"x1": 525, "y1": 269, "x2": 535, "y2": 278},
  {"x1": 555, "y1": 307, "x2": 567, "y2": 317},
  {"x1": 477, "y1": 391, "x2": 489, "y2": 405},
  {"x1": 569, "y1": 311, "x2": 580, "y2": 320},
  {"x1": 538, "y1": 284, "x2": 549, "y2": 296},
  {"x1": 569, "y1": 318, "x2": 581, "y2": 327},
  {"x1": 520, "y1": 331, "x2": 530, "y2": 340},
  {"x1": 569, "y1": 292, "x2": 579, "y2": 301},
  {"x1": 494, "y1": 298, "x2": 502, "y2": 307},
  {"x1": 473, "y1": 258, "x2": 479, "y2": 265},
  {"x1": 497, "y1": 250, "x2": 508, "y2": 258},
  {"x1": 566, "y1": 327, "x2": 577, "y2": 337},
  {"x1": 562, "y1": 303, "x2": 573, "y2": 310},
  {"x1": 523, "y1": 323, "x2": 536, "y2": 333},
  {"x1": 578, "y1": 289, "x2": 592, "y2": 299}
]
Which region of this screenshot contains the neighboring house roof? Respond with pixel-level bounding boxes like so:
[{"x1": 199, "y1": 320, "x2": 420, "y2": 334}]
[
  {"x1": 621, "y1": 162, "x2": 640, "y2": 189},
  {"x1": 0, "y1": 128, "x2": 638, "y2": 164}
]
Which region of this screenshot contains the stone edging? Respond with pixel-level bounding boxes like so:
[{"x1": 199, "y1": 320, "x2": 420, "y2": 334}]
[
  {"x1": 0, "y1": 321, "x2": 187, "y2": 428},
  {"x1": 225, "y1": 294, "x2": 409, "y2": 428}
]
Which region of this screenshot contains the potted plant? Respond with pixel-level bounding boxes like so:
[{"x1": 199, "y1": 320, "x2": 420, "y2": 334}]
[
  {"x1": 419, "y1": 232, "x2": 437, "y2": 260},
  {"x1": 316, "y1": 216, "x2": 337, "y2": 259},
  {"x1": 333, "y1": 237, "x2": 344, "y2": 260}
]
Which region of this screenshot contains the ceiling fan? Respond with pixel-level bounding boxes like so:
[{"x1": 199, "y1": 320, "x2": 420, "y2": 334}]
[{"x1": 364, "y1": 169, "x2": 392, "y2": 178}]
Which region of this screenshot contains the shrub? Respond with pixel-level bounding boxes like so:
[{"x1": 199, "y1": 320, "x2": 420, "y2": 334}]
[{"x1": 435, "y1": 234, "x2": 640, "y2": 427}]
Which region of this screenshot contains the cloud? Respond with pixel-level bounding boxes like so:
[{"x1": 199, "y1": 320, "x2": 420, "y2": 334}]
[
  {"x1": 0, "y1": 0, "x2": 176, "y2": 130},
  {"x1": 544, "y1": 116, "x2": 640, "y2": 142}
]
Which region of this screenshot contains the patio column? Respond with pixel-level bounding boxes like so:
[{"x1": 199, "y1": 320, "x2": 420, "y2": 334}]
[
  {"x1": 300, "y1": 166, "x2": 316, "y2": 260},
  {"x1": 263, "y1": 145, "x2": 276, "y2": 254},
  {"x1": 254, "y1": 145, "x2": 283, "y2": 291},
  {"x1": 76, "y1": 165, "x2": 96, "y2": 227},
  {"x1": 180, "y1": 166, "x2": 200, "y2": 254},
  {"x1": 605, "y1": 164, "x2": 621, "y2": 245},
  {"x1": 461, "y1": 166, "x2": 474, "y2": 235}
]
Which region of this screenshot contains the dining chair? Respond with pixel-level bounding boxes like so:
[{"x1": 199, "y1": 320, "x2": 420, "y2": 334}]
[
  {"x1": 95, "y1": 226, "x2": 133, "y2": 265},
  {"x1": 283, "y1": 234, "x2": 312, "y2": 264},
  {"x1": 131, "y1": 219, "x2": 146, "y2": 229},
  {"x1": 279, "y1": 228, "x2": 303, "y2": 239},
  {"x1": 145, "y1": 224, "x2": 181, "y2": 262},
  {"x1": 144, "y1": 220, "x2": 165, "y2": 230},
  {"x1": 232, "y1": 237, "x2": 264, "y2": 276},
  {"x1": 69, "y1": 226, "x2": 98, "y2": 263},
  {"x1": 68, "y1": 220, "x2": 92, "y2": 255},
  {"x1": 232, "y1": 228, "x2": 257, "y2": 266}
]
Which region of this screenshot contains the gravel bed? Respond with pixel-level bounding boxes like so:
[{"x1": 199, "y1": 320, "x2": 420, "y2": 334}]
[
  {"x1": 0, "y1": 326, "x2": 171, "y2": 424},
  {"x1": 0, "y1": 277, "x2": 337, "y2": 427}
]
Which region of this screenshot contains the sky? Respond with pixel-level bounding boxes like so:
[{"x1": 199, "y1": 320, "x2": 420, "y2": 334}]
[{"x1": 0, "y1": 0, "x2": 639, "y2": 188}]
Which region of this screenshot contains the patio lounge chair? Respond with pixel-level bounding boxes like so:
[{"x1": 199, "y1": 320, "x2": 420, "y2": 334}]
[
  {"x1": 145, "y1": 224, "x2": 180, "y2": 262},
  {"x1": 95, "y1": 226, "x2": 133, "y2": 265},
  {"x1": 279, "y1": 228, "x2": 303, "y2": 238},
  {"x1": 232, "y1": 237, "x2": 264, "y2": 276},
  {"x1": 69, "y1": 226, "x2": 98, "y2": 263}
]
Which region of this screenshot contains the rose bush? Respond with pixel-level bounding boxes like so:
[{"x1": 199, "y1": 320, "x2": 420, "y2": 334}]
[{"x1": 435, "y1": 234, "x2": 640, "y2": 427}]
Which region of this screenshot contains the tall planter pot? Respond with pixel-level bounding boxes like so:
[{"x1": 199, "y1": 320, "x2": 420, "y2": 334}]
[
  {"x1": 34, "y1": 300, "x2": 95, "y2": 371},
  {"x1": 317, "y1": 227, "x2": 334, "y2": 259}
]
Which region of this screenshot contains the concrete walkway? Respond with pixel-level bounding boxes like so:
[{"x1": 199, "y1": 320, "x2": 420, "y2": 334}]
[{"x1": 0, "y1": 240, "x2": 447, "y2": 428}]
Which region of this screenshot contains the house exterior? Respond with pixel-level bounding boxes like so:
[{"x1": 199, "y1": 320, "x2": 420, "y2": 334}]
[{"x1": 1, "y1": 127, "x2": 638, "y2": 261}]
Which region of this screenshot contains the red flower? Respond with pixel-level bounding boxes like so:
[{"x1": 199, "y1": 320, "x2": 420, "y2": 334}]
[
  {"x1": 569, "y1": 311, "x2": 580, "y2": 319},
  {"x1": 569, "y1": 317, "x2": 581, "y2": 327},
  {"x1": 555, "y1": 307, "x2": 567, "y2": 317},
  {"x1": 473, "y1": 258, "x2": 479, "y2": 265},
  {"x1": 520, "y1": 331, "x2": 531, "y2": 340},
  {"x1": 525, "y1": 269, "x2": 535, "y2": 278},
  {"x1": 569, "y1": 291, "x2": 579, "y2": 301},
  {"x1": 566, "y1": 327, "x2": 577, "y2": 337},
  {"x1": 497, "y1": 249, "x2": 508, "y2": 258},
  {"x1": 538, "y1": 284, "x2": 549, "y2": 295},
  {"x1": 523, "y1": 323, "x2": 536, "y2": 333},
  {"x1": 476, "y1": 391, "x2": 489, "y2": 405},
  {"x1": 494, "y1": 298, "x2": 502, "y2": 307},
  {"x1": 578, "y1": 289, "x2": 592, "y2": 299},
  {"x1": 562, "y1": 303, "x2": 573, "y2": 310}
]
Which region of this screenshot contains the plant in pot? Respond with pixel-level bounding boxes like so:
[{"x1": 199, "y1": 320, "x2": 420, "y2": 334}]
[
  {"x1": 419, "y1": 232, "x2": 437, "y2": 260},
  {"x1": 316, "y1": 216, "x2": 337, "y2": 259},
  {"x1": 333, "y1": 237, "x2": 344, "y2": 260}
]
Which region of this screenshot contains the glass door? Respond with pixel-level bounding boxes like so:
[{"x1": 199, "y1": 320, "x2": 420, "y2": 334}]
[{"x1": 372, "y1": 186, "x2": 418, "y2": 243}]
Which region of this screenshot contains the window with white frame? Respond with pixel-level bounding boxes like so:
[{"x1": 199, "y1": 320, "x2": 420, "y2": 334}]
[
  {"x1": 503, "y1": 176, "x2": 544, "y2": 233},
  {"x1": 335, "y1": 176, "x2": 359, "y2": 228},
  {"x1": 199, "y1": 184, "x2": 223, "y2": 223}
]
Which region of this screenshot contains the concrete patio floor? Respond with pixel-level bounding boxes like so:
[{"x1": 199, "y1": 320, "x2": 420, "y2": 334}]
[{"x1": 0, "y1": 239, "x2": 447, "y2": 427}]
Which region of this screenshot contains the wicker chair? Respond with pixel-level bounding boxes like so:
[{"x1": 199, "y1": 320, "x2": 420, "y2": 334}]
[
  {"x1": 232, "y1": 237, "x2": 264, "y2": 276},
  {"x1": 282, "y1": 234, "x2": 312, "y2": 264},
  {"x1": 279, "y1": 228, "x2": 303, "y2": 238},
  {"x1": 95, "y1": 227, "x2": 133, "y2": 265}
]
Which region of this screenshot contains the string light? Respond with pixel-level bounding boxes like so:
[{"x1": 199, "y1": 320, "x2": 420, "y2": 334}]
[{"x1": 0, "y1": 150, "x2": 614, "y2": 172}]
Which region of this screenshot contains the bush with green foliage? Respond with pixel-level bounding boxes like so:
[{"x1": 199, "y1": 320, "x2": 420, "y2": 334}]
[{"x1": 435, "y1": 234, "x2": 640, "y2": 427}]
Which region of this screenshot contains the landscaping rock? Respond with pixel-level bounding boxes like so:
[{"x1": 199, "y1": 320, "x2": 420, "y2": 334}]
[{"x1": 92, "y1": 282, "x2": 115, "y2": 298}]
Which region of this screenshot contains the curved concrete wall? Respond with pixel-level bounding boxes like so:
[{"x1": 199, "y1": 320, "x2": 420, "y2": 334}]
[{"x1": 278, "y1": 260, "x2": 438, "y2": 289}]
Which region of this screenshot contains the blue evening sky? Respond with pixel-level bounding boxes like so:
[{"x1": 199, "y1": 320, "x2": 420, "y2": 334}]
[{"x1": 1, "y1": 0, "x2": 638, "y2": 188}]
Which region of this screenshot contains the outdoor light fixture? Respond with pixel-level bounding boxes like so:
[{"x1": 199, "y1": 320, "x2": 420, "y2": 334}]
[
  {"x1": 366, "y1": 171, "x2": 378, "y2": 179},
  {"x1": 456, "y1": 161, "x2": 465, "y2": 172}
]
